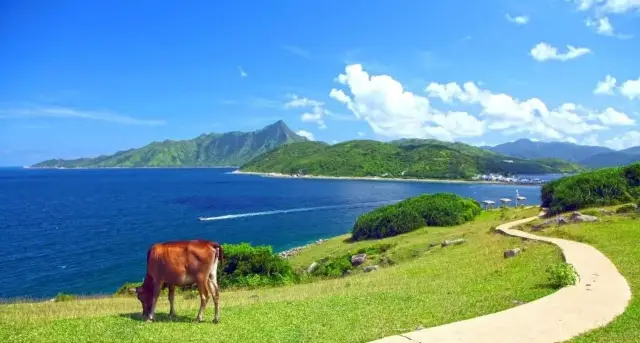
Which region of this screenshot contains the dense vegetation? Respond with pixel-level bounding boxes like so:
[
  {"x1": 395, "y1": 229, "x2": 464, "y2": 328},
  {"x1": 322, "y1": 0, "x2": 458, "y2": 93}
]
[
  {"x1": 32, "y1": 121, "x2": 307, "y2": 168},
  {"x1": 241, "y1": 140, "x2": 584, "y2": 179},
  {"x1": 351, "y1": 193, "x2": 482, "y2": 240},
  {"x1": 1, "y1": 208, "x2": 564, "y2": 343},
  {"x1": 541, "y1": 162, "x2": 640, "y2": 214},
  {"x1": 488, "y1": 138, "x2": 640, "y2": 168}
]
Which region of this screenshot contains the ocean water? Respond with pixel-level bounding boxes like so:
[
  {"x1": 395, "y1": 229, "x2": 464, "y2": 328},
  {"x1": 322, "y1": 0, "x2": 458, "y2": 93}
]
[{"x1": 0, "y1": 168, "x2": 555, "y2": 299}]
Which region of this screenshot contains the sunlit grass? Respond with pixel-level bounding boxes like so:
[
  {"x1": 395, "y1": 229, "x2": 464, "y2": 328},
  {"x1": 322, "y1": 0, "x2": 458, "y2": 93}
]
[
  {"x1": 530, "y1": 210, "x2": 640, "y2": 342},
  {"x1": 0, "y1": 208, "x2": 563, "y2": 343}
]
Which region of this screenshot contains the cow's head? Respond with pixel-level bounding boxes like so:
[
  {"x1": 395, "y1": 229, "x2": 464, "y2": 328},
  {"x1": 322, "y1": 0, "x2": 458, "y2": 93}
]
[{"x1": 135, "y1": 286, "x2": 153, "y2": 318}]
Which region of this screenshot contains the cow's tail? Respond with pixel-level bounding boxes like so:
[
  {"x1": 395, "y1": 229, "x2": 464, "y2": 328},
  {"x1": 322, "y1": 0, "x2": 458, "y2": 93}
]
[{"x1": 211, "y1": 242, "x2": 223, "y2": 264}]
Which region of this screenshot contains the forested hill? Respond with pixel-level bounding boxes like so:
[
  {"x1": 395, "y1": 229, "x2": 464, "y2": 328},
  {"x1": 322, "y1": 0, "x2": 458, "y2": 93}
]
[
  {"x1": 31, "y1": 121, "x2": 307, "y2": 168},
  {"x1": 240, "y1": 140, "x2": 584, "y2": 179}
]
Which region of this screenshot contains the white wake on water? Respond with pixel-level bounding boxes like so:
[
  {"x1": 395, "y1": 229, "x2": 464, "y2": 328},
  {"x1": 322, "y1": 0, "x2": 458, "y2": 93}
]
[{"x1": 198, "y1": 199, "x2": 401, "y2": 221}]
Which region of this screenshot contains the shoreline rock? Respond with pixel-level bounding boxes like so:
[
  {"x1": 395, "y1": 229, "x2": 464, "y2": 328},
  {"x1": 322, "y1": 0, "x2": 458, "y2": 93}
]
[{"x1": 278, "y1": 238, "x2": 328, "y2": 259}]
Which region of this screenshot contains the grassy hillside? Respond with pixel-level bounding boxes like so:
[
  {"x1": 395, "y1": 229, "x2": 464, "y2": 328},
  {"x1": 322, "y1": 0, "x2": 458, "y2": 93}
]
[
  {"x1": 241, "y1": 140, "x2": 584, "y2": 179},
  {"x1": 0, "y1": 208, "x2": 563, "y2": 343},
  {"x1": 521, "y1": 207, "x2": 640, "y2": 342},
  {"x1": 31, "y1": 121, "x2": 307, "y2": 168},
  {"x1": 541, "y1": 162, "x2": 640, "y2": 214}
]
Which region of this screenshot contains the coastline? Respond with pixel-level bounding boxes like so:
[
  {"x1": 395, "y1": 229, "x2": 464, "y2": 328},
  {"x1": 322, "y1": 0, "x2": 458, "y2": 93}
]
[{"x1": 231, "y1": 170, "x2": 540, "y2": 186}]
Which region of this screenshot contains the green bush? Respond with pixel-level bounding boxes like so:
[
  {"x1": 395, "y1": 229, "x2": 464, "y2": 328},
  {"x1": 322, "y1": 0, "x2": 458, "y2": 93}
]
[
  {"x1": 542, "y1": 163, "x2": 640, "y2": 215},
  {"x1": 616, "y1": 203, "x2": 638, "y2": 214},
  {"x1": 352, "y1": 205, "x2": 426, "y2": 240},
  {"x1": 546, "y1": 263, "x2": 578, "y2": 288},
  {"x1": 54, "y1": 293, "x2": 77, "y2": 302},
  {"x1": 351, "y1": 193, "x2": 481, "y2": 240},
  {"x1": 219, "y1": 243, "x2": 297, "y2": 288},
  {"x1": 311, "y1": 255, "x2": 353, "y2": 277}
]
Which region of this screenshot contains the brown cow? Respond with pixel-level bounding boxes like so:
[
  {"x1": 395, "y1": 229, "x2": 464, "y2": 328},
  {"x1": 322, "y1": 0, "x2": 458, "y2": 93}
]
[{"x1": 135, "y1": 239, "x2": 223, "y2": 323}]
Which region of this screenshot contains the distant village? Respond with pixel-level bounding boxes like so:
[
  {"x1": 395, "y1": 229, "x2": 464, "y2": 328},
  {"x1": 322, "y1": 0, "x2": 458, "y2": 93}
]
[{"x1": 471, "y1": 173, "x2": 547, "y2": 185}]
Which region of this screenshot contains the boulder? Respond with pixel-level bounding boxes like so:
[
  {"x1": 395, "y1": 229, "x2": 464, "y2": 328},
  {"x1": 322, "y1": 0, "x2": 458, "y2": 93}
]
[
  {"x1": 351, "y1": 253, "x2": 367, "y2": 266},
  {"x1": 531, "y1": 216, "x2": 569, "y2": 231},
  {"x1": 441, "y1": 238, "x2": 466, "y2": 247},
  {"x1": 504, "y1": 248, "x2": 521, "y2": 259},
  {"x1": 307, "y1": 261, "x2": 319, "y2": 274},
  {"x1": 342, "y1": 269, "x2": 352, "y2": 277},
  {"x1": 363, "y1": 265, "x2": 379, "y2": 273},
  {"x1": 570, "y1": 212, "x2": 599, "y2": 223}
]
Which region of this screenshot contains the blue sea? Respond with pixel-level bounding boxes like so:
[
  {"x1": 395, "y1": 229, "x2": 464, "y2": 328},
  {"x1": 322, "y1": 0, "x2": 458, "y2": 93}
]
[{"x1": 0, "y1": 168, "x2": 557, "y2": 299}]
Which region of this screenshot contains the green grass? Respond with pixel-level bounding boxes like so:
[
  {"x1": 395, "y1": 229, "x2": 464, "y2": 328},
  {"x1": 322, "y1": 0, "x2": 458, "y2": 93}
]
[
  {"x1": 0, "y1": 208, "x2": 563, "y2": 343},
  {"x1": 526, "y1": 211, "x2": 640, "y2": 342}
]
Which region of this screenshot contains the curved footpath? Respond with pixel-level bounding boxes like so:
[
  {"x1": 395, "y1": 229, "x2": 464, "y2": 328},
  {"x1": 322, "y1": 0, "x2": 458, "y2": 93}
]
[{"x1": 371, "y1": 214, "x2": 632, "y2": 343}]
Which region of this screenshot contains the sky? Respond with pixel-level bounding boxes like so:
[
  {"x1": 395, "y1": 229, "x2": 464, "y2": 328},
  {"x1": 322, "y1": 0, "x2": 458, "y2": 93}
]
[{"x1": 1, "y1": 0, "x2": 640, "y2": 166}]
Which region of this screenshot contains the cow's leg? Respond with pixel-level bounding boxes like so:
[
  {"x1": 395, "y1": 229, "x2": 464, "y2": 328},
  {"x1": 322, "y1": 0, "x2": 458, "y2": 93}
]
[
  {"x1": 148, "y1": 281, "x2": 163, "y2": 322},
  {"x1": 208, "y1": 277, "x2": 220, "y2": 323},
  {"x1": 168, "y1": 285, "x2": 176, "y2": 318},
  {"x1": 195, "y1": 279, "x2": 209, "y2": 322}
]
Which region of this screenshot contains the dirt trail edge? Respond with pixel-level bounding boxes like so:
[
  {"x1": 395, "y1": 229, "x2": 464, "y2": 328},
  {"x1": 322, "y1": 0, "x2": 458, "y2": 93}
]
[{"x1": 371, "y1": 214, "x2": 632, "y2": 343}]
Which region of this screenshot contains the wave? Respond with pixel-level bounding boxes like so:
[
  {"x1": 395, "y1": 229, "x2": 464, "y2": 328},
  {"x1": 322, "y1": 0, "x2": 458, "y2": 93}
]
[{"x1": 198, "y1": 199, "x2": 401, "y2": 222}]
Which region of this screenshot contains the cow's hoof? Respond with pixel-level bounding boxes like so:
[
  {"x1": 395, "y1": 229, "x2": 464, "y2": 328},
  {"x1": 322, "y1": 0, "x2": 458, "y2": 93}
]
[
  {"x1": 196, "y1": 317, "x2": 204, "y2": 323},
  {"x1": 213, "y1": 318, "x2": 220, "y2": 324}
]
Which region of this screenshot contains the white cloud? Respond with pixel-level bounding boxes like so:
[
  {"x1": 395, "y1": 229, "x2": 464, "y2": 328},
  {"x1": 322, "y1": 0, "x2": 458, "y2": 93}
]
[
  {"x1": 585, "y1": 16, "x2": 632, "y2": 38},
  {"x1": 586, "y1": 16, "x2": 614, "y2": 35},
  {"x1": 0, "y1": 106, "x2": 165, "y2": 126},
  {"x1": 239, "y1": 66, "x2": 248, "y2": 77},
  {"x1": 594, "y1": 75, "x2": 640, "y2": 99},
  {"x1": 285, "y1": 95, "x2": 328, "y2": 129},
  {"x1": 604, "y1": 131, "x2": 640, "y2": 150},
  {"x1": 573, "y1": 0, "x2": 640, "y2": 13},
  {"x1": 357, "y1": 131, "x2": 366, "y2": 137},
  {"x1": 329, "y1": 64, "x2": 485, "y2": 142},
  {"x1": 296, "y1": 130, "x2": 315, "y2": 141},
  {"x1": 593, "y1": 107, "x2": 635, "y2": 125},
  {"x1": 330, "y1": 64, "x2": 634, "y2": 145},
  {"x1": 505, "y1": 14, "x2": 530, "y2": 24},
  {"x1": 594, "y1": 75, "x2": 617, "y2": 94},
  {"x1": 530, "y1": 42, "x2": 591, "y2": 62},
  {"x1": 620, "y1": 78, "x2": 640, "y2": 100}
]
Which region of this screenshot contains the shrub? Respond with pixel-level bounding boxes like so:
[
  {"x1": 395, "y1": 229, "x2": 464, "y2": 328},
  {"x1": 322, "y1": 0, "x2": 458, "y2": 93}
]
[
  {"x1": 351, "y1": 193, "x2": 481, "y2": 240},
  {"x1": 352, "y1": 205, "x2": 426, "y2": 240},
  {"x1": 616, "y1": 203, "x2": 638, "y2": 214},
  {"x1": 546, "y1": 263, "x2": 578, "y2": 288},
  {"x1": 219, "y1": 243, "x2": 297, "y2": 288},
  {"x1": 54, "y1": 293, "x2": 76, "y2": 302},
  {"x1": 542, "y1": 163, "x2": 640, "y2": 215},
  {"x1": 311, "y1": 255, "x2": 353, "y2": 277}
]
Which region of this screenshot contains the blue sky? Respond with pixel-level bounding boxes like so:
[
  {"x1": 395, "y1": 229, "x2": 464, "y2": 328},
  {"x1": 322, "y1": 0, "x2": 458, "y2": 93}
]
[{"x1": 1, "y1": 0, "x2": 640, "y2": 166}]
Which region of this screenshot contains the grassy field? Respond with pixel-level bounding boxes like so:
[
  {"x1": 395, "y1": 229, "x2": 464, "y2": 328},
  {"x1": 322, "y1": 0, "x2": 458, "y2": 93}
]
[
  {"x1": 0, "y1": 208, "x2": 564, "y2": 343},
  {"x1": 521, "y1": 209, "x2": 640, "y2": 342}
]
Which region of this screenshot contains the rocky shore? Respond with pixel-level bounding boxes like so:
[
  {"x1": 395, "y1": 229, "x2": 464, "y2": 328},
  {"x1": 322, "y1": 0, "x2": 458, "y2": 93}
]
[{"x1": 278, "y1": 238, "x2": 328, "y2": 258}]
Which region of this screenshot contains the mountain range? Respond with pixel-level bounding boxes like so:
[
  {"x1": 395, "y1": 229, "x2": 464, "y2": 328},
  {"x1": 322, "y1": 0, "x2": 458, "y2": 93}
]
[
  {"x1": 486, "y1": 139, "x2": 640, "y2": 168},
  {"x1": 31, "y1": 121, "x2": 307, "y2": 168}
]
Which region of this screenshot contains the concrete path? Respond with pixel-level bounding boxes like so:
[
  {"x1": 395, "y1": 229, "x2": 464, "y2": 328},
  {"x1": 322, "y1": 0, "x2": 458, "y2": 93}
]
[{"x1": 371, "y1": 215, "x2": 632, "y2": 343}]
